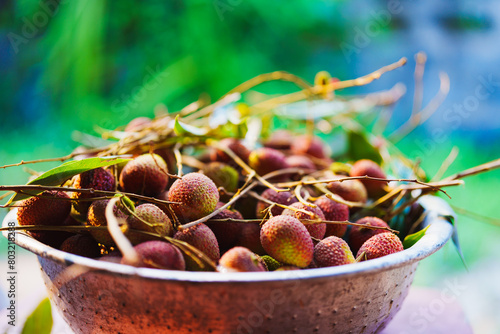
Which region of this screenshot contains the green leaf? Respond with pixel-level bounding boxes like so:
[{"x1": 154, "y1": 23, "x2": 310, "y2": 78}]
[
  {"x1": 173, "y1": 115, "x2": 208, "y2": 136},
  {"x1": 21, "y1": 298, "x2": 53, "y2": 334},
  {"x1": 9, "y1": 157, "x2": 130, "y2": 203},
  {"x1": 442, "y1": 214, "x2": 469, "y2": 271},
  {"x1": 347, "y1": 130, "x2": 382, "y2": 164},
  {"x1": 403, "y1": 225, "x2": 430, "y2": 249}
]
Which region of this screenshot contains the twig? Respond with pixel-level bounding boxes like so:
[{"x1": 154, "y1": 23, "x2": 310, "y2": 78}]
[
  {"x1": 411, "y1": 52, "x2": 427, "y2": 117},
  {"x1": 173, "y1": 144, "x2": 183, "y2": 177},
  {"x1": 106, "y1": 197, "x2": 139, "y2": 266},
  {"x1": 432, "y1": 146, "x2": 459, "y2": 181}
]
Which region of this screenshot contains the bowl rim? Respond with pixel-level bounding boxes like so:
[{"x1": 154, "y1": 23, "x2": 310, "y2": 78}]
[{"x1": 1, "y1": 195, "x2": 454, "y2": 283}]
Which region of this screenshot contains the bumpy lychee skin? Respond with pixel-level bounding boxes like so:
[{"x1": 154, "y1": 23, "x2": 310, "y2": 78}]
[
  {"x1": 126, "y1": 203, "x2": 174, "y2": 245},
  {"x1": 235, "y1": 223, "x2": 266, "y2": 255},
  {"x1": 218, "y1": 247, "x2": 266, "y2": 272},
  {"x1": 260, "y1": 215, "x2": 314, "y2": 268},
  {"x1": 60, "y1": 234, "x2": 102, "y2": 258},
  {"x1": 326, "y1": 176, "x2": 368, "y2": 203},
  {"x1": 255, "y1": 188, "x2": 297, "y2": 218},
  {"x1": 291, "y1": 135, "x2": 327, "y2": 159},
  {"x1": 17, "y1": 190, "x2": 72, "y2": 248},
  {"x1": 206, "y1": 203, "x2": 243, "y2": 252},
  {"x1": 174, "y1": 223, "x2": 220, "y2": 268},
  {"x1": 168, "y1": 173, "x2": 219, "y2": 223},
  {"x1": 248, "y1": 147, "x2": 289, "y2": 177},
  {"x1": 201, "y1": 162, "x2": 239, "y2": 193},
  {"x1": 348, "y1": 216, "x2": 389, "y2": 255},
  {"x1": 349, "y1": 159, "x2": 387, "y2": 198},
  {"x1": 314, "y1": 236, "x2": 355, "y2": 267},
  {"x1": 211, "y1": 138, "x2": 251, "y2": 164},
  {"x1": 282, "y1": 202, "x2": 327, "y2": 240},
  {"x1": 314, "y1": 196, "x2": 349, "y2": 238},
  {"x1": 119, "y1": 153, "x2": 169, "y2": 197},
  {"x1": 86, "y1": 199, "x2": 128, "y2": 246},
  {"x1": 356, "y1": 232, "x2": 404, "y2": 260},
  {"x1": 285, "y1": 155, "x2": 316, "y2": 172},
  {"x1": 260, "y1": 255, "x2": 282, "y2": 271},
  {"x1": 121, "y1": 241, "x2": 185, "y2": 270},
  {"x1": 72, "y1": 167, "x2": 115, "y2": 214}
]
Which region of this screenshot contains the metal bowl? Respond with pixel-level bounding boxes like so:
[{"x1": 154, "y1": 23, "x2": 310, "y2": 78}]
[{"x1": 2, "y1": 196, "x2": 453, "y2": 334}]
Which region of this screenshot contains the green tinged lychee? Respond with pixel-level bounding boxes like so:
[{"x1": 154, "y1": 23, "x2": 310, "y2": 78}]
[
  {"x1": 201, "y1": 162, "x2": 239, "y2": 193},
  {"x1": 314, "y1": 236, "x2": 355, "y2": 267},
  {"x1": 260, "y1": 215, "x2": 314, "y2": 268},
  {"x1": 218, "y1": 247, "x2": 266, "y2": 272},
  {"x1": 282, "y1": 202, "x2": 326, "y2": 240},
  {"x1": 126, "y1": 203, "x2": 173, "y2": 245},
  {"x1": 17, "y1": 190, "x2": 72, "y2": 248},
  {"x1": 121, "y1": 240, "x2": 185, "y2": 270},
  {"x1": 119, "y1": 153, "x2": 169, "y2": 197},
  {"x1": 260, "y1": 255, "x2": 282, "y2": 271},
  {"x1": 168, "y1": 172, "x2": 219, "y2": 223},
  {"x1": 349, "y1": 159, "x2": 387, "y2": 198},
  {"x1": 86, "y1": 199, "x2": 127, "y2": 246},
  {"x1": 71, "y1": 167, "x2": 115, "y2": 214},
  {"x1": 255, "y1": 188, "x2": 297, "y2": 218},
  {"x1": 174, "y1": 223, "x2": 220, "y2": 270},
  {"x1": 348, "y1": 216, "x2": 389, "y2": 254},
  {"x1": 356, "y1": 232, "x2": 404, "y2": 260},
  {"x1": 248, "y1": 147, "x2": 289, "y2": 177},
  {"x1": 60, "y1": 234, "x2": 102, "y2": 258},
  {"x1": 314, "y1": 196, "x2": 349, "y2": 238},
  {"x1": 326, "y1": 175, "x2": 368, "y2": 203}
]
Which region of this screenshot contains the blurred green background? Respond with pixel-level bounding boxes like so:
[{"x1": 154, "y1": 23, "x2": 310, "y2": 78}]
[{"x1": 1, "y1": 0, "x2": 500, "y2": 332}]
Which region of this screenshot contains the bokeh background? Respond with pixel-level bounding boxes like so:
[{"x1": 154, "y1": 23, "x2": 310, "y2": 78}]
[{"x1": 1, "y1": 0, "x2": 500, "y2": 332}]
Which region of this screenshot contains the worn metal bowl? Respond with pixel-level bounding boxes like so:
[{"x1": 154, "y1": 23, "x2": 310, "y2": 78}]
[{"x1": 2, "y1": 196, "x2": 453, "y2": 334}]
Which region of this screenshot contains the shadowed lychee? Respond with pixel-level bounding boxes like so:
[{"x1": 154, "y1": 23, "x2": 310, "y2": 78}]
[
  {"x1": 174, "y1": 223, "x2": 220, "y2": 269},
  {"x1": 126, "y1": 203, "x2": 174, "y2": 245},
  {"x1": 119, "y1": 153, "x2": 169, "y2": 197},
  {"x1": 201, "y1": 162, "x2": 239, "y2": 193},
  {"x1": 60, "y1": 234, "x2": 102, "y2": 258},
  {"x1": 264, "y1": 130, "x2": 293, "y2": 150},
  {"x1": 206, "y1": 203, "x2": 243, "y2": 252},
  {"x1": 285, "y1": 155, "x2": 316, "y2": 172},
  {"x1": 314, "y1": 236, "x2": 355, "y2": 267},
  {"x1": 17, "y1": 190, "x2": 72, "y2": 248},
  {"x1": 260, "y1": 255, "x2": 282, "y2": 271},
  {"x1": 326, "y1": 176, "x2": 367, "y2": 203},
  {"x1": 211, "y1": 138, "x2": 251, "y2": 164},
  {"x1": 314, "y1": 196, "x2": 349, "y2": 238},
  {"x1": 255, "y1": 188, "x2": 297, "y2": 218},
  {"x1": 168, "y1": 173, "x2": 219, "y2": 223},
  {"x1": 72, "y1": 167, "x2": 115, "y2": 214},
  {"x1": 121, "y1": 240, "x2": 185, "y2": 270},
  {"x1": 86, "y1": 199, "x2": 128, "y2": 246},
  {"x1": 235, "y1": 223, "x2": 266, "y2": 255},
  {"x1": 260, "y1": 215, "x2": 314, "y2": 268},
  {"x1": 282, "y1": 202, "x2": 326, "y2": 240},
  {"x1": 357, "y1": 232, "x2": 404, "y2": 260},
  {"x1": 291, "y1": 135, "x2": 327, "y2": 159},
  {"x1": 248, "y1": 147, "x2": 289, "y2": 177},
  {"x1": 218, "y1": 247, "x2": 266, "y2": 272},
  {"x1": 350, "y1": 159, "x2": 387, "y2": 198},
  {"x1": 348, "y1": 216, "x2": 389, "y2": 255}
]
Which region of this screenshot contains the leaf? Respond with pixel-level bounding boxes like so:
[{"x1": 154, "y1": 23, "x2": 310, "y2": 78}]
[
  {"x1": 403, "y1": 225, "x2": 430, "y2": 249},
  {"x1": 442, "y1": 214, "x2": 468, "y2": 271},
  {"x1": 21, "y1": 298, "x2": 53, "y2": 334},
  {"x1": 172, "y1": 115, "x2": 208, "y2": 136},
  {"x1": 9, "y1": 157, "x2": 131, "y2": 203},
  {"x1": 347, "y1": 130, "x2": 382, "y2": 164}
]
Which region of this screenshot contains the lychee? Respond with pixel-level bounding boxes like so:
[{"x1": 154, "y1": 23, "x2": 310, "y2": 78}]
[
  {"x1": 326, "y1": 175, "x2": 368, "y2": 203},
  {"x1": 119, "y1": 153, "x2": 169, "y2": 197},
  {"x1": 248, "y1": 147, "x2": 289, "y2": 177},
  {"x1": 282, "y1": 202, "x2": 326, "y2": 240},
  {"x1": 255, "y1": 188, "x2": 297, "y2": 218},
  {"x1": 126, "y1": 203, "x2": 174, "y2": 245},
  {"x1": 86, "y1": 199, "x2": 128, "y2": 246},
  {"x1": 60, "y1": 234, "x2": 102, "y2": 258},
  {"x1": 290, "y1": 135, "x2": 327, "y2": 159},
  {"x1": 356, "y1": 232, "x2": 404, "y2": 260},
  {"x1": 121, "y1": 240, "x2": 185, "y2": 270},
  {"x1": 71, "y1": 167, "x2": 115, "y2": 214},
  {"x1": 201, "y1": 162, "x2": 239, "y2": 193},
  {"x1": 260, "y1": 215, "x2": 314, "y2": 268},
  {"x1": 349, "y1": 159, "x2": 387, "y2": 198},
  {"x1": 17, "y1": 190, "x2": 72, "y2": 248},
  {"x1": 218, "y1": 247, "x2": 266, "y2": 272},
  {"x1": 168, "y1": 172, "x2": 219, "y2": 223},
  {"x1": 314, "y1": 196, "x2": 349, "y2": 238},
  {"x1": 285, "y1": 155, "x2": 316, "y2": 172},
  {"x1": 234, "y1": 223, "x2": 266, "y2": 255},
  {"x1": 206, "y1": 202, "x2": 243, "y2": 252},
  {"x1": 211, "y1": 138, "x2": 250, "y2": 164},
  {"x1": 263, "y1": 130, "x2": 293, "y2": 150},
  {"x1": 314, "y1": 236, "x2": 355, "y2": 267},
  {"x1": 260, "y1": 255, "x2": 282, "y2": 271},
  {"x1": 348, "y1": 216, "x2": 389, "y2": 255},
  {"x1": 174, "y1": 223, "x2": 220, "y2": 268}
]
